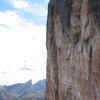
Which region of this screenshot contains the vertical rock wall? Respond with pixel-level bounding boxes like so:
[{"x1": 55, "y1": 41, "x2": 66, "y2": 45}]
[{"x1": 45, "y1": 0, "x2": 100, "y2": 100}]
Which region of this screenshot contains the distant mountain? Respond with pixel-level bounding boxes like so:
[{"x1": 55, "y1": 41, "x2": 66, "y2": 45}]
[
  {"x1": 0, "y1": 79, "x2": 46, "y2": 100},
  {"x1": 5, "y1": 80, "x2": 33, "y2": 96},
  {"x1": 32, "y1": 79, "x2": 45, "y2": 93},
  {"x1": 0, "y1": 88, "x2": 19, "y2": 100}
]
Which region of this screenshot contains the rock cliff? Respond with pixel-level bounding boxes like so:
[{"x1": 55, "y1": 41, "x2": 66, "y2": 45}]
[{"x1": 45, "y1": 0, "x2": 100, "y2": 100}]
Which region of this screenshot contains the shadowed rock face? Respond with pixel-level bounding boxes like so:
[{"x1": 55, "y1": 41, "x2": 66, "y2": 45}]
[{"x1": 45, "y1": 0, "x2": 100, "y2": 100}]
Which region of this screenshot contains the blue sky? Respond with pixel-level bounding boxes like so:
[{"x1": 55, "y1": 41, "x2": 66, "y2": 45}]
[
  {"x1": 0, "y1": 0, "x2": 49, "y2": 85},
  {"x1": 0, "y1": 0, "x2": 49, "y2": 25}
]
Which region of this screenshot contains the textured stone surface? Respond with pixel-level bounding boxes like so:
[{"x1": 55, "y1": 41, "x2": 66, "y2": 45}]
[{"x1": 45, "y1": 0, "x2": 100, "y2": 100}]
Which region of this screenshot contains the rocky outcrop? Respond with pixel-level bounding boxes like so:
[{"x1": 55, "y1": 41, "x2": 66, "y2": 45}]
[{"x1": 45, "y1": 0, "x2": 100, "y2": 100}]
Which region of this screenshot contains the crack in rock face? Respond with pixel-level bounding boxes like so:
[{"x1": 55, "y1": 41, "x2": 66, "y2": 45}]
[{"x1": 45, "y1": 0, "x2": 100, "y2": 100}]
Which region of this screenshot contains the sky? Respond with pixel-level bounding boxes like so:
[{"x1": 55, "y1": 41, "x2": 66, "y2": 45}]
[{"x1": 0, "y1": 0, "x2": 49, "y2": 85}]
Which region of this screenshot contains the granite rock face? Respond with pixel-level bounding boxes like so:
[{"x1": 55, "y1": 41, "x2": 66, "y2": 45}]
[{"x1": 45, "y1": 0, "x2": 100, "y2": 100}]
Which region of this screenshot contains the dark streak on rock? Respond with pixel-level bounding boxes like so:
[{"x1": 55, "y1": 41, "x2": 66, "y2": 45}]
[{"x1": 88, "y1": 45, "x2": 93, "y2": 100}]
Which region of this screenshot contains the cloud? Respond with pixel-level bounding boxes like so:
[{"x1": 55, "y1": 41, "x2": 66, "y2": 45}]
[
  {"x1": 12, "y1": 0, "x2": 29, "y2": 9},
  {"x1": 0, "y1": 10, "x2": 46, "y2": 85},
  {"x1": 1, "y1": 72, "x2": 10, "y2": 75},
  {"x1": 0, "y1": 24, "x2": 9, "y2": 28},
  {"x1": 0, "y1": 11, "x2": 26, "y2": 28},
  {"x1": 25, "y1": 3, "x2": 47, "y2": 17},
  {"x1": 10, "y1": 0, "x2": 48, "y2": 17},
  {"x1": 20, "y1": 67, "x2": 33, "y2": 71}
]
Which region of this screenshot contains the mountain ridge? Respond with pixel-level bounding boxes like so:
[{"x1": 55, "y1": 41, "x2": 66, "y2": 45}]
[{"x1": 0, "y1": 79, "x2": 46, "y2": 100}]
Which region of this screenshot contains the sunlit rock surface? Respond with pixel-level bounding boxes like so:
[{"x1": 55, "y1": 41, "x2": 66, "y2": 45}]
[{"x1": 45, "y1": 0, "x2": 100, "y2": 100}]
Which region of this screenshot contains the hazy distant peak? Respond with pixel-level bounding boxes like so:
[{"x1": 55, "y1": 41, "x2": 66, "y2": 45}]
[{"x1": 26, "y1": 80, "x2": 32, "y2": 85}]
